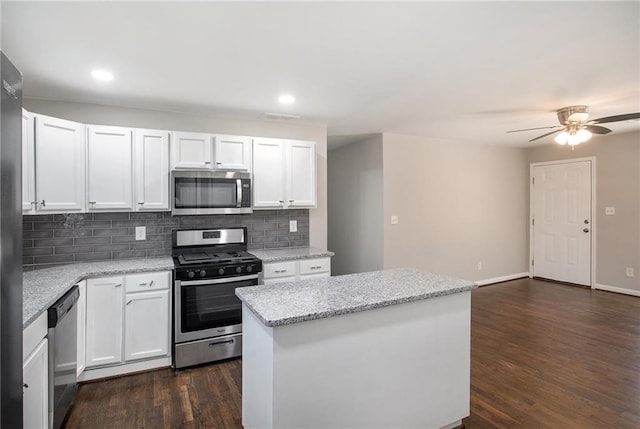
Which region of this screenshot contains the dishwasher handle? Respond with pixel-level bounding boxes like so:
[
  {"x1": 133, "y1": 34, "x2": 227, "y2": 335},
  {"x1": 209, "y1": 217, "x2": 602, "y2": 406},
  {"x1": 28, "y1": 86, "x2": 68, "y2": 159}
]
[{"x1": 47, "y1": 285, "x2": 80, "y2": 328}]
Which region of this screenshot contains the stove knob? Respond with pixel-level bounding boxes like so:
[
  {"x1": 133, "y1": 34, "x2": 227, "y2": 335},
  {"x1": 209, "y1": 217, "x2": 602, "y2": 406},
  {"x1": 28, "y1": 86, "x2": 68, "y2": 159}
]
[
  {"x1": 247, "y1": 265, "x2": 253, "y2": 273},
  {"x1": 187, "y1": 270, "x2": 195, "y2": 279},
  {"x1": 218, "y1": 268, "x2": 225, "y2": 276},
  {"x1": 199, "y1": 269, "x2": 206, "y2": 277},
  {"x1": 236, "y1": 266, "x2": 242, "y2": 274}
]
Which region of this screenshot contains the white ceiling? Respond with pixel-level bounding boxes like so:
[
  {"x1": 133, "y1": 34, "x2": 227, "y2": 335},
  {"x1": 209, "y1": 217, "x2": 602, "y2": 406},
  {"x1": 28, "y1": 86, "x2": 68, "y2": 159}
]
[{"x1": 3, "y1": 1, "x2": 639, "y2": 148}]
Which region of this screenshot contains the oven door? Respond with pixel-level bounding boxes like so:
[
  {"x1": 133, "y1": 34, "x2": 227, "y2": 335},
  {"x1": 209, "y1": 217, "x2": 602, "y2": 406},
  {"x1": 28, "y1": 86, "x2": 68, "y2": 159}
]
[
  {"x1": 174, "y1": 274, "x2": 258, "y2": 343},
  {"x1": 171, "y1": 171, "x2": 252, "y2": 215}
]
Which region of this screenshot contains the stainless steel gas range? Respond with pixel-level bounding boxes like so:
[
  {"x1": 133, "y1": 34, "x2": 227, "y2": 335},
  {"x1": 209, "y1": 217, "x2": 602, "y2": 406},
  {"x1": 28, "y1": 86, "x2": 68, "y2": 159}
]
[{"x1": 172, "y1": 227, "x2": 262, "y2": 369}]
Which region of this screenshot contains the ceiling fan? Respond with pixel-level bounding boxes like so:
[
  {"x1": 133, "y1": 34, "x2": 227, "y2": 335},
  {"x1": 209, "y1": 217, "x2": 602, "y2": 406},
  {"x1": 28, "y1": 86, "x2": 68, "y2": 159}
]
[{"x1": 506, "y1": 105, "x2": 640, "y2": 146}]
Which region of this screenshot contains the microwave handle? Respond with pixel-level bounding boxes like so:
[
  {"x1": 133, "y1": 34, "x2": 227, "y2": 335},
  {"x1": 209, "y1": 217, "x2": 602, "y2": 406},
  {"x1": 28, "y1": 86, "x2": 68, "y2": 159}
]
[{"x1": 236, "y1": 179, "x2": 242, "y2": 208}]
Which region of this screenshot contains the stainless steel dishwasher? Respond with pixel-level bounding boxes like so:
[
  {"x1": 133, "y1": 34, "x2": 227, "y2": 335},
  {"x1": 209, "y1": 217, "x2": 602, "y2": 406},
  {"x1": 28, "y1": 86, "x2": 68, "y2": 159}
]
[{"x1": 47, "y1": 285, "x2": 79, "y2": 429}]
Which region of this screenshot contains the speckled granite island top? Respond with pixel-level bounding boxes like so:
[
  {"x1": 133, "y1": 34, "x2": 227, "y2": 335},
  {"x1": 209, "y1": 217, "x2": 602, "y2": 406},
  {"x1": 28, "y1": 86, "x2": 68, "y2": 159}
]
[
  {"x1": 236, "y1": 268, "x2": 476, "y2": 327},
  {"x1": 249, "y1": 246, "x2": 334, "y2": 262},
  {"x1": 23, "y1": 257, "x2": 174, "y2": 328}
]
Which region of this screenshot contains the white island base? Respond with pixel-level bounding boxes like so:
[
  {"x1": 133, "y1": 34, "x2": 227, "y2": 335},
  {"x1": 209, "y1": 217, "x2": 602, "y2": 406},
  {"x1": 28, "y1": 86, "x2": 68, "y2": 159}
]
[{"x1": 242, "y1": 291, "x2": 470, "y2": 429}]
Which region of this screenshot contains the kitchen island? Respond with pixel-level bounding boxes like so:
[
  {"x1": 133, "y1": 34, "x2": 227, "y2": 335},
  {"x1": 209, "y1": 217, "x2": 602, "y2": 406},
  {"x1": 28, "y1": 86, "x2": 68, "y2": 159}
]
[{"x1": 236, "y1": 268, "x2": 476, "y2": 429}]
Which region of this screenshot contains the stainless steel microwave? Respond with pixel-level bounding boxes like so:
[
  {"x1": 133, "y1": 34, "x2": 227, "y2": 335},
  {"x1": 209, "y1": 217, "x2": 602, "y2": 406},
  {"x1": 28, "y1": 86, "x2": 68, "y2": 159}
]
[{"x1": 171, "y1": 170, "x2": 252, "y2": 215}]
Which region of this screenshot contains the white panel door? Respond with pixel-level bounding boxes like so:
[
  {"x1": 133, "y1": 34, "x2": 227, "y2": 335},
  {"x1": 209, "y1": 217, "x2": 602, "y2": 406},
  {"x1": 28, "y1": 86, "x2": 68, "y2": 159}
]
[
  {"x1": 124, "y1": 290, "x2": 170, "y2": 362},
  {"x1": 76, "y1": 280, "x2": 86, "y2": 377},
  {"x1": 532, "y1": 161, "x2": 592, "y2": 286},
  {"x1": 86, "y1": 277, "x2": 124, "y2": 367},
  {"x1": 23, "y1": 338, "x2": 48, "y2": 429},
  {"x1": 34, "y1": 114, "x2": 85, "y2": 212},
  {"x1": 253, "y1": 138, "x2": 286, "y2": 208},
  {"x1": 213, "y1": 134, "x2": 252, "y2": 170},
  {"x1": 22, "y1": 110, "x2": 35, "y2": 212},
  {"x1": 87, "y1": 125, "x2": 133, "y2": 210},
  {"x1": 134, "y1": 129, "x2": 170, "y2": 211},
  {"x1": 286, "y1": 140, "x2": 316, "y2": 208},
  {"x1": 171, "y1": 131, "x2": 213, "y2": 169}
]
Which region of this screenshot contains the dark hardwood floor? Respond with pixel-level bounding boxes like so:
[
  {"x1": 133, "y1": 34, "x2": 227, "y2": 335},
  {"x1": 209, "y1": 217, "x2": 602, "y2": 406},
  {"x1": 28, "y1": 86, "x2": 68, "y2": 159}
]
[{"x1": 65, "y1": 278, "x2": 640, "y2": 428}]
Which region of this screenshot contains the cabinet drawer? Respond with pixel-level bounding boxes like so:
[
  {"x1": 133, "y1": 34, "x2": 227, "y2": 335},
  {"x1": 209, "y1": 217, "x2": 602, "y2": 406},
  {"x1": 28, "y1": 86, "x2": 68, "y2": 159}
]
[
  {"x1": 263, "y1": 261, "x2": 297, "y2": 279},
  {"x1": 125, "y1": 271, "x2": 171, "y2": 293},
  {"x1": 299, "y1": 258, "x2": 331, "y2": 275}
]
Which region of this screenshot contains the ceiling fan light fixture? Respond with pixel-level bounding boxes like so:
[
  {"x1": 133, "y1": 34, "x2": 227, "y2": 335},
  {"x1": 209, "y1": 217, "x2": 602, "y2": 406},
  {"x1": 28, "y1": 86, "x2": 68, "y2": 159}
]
[
  {"x1": 576, "y1": 128, "x2": 592, "y2": 142},
  {"x1": 555, "y1": 131, "x2": 569, "y2": 145}
]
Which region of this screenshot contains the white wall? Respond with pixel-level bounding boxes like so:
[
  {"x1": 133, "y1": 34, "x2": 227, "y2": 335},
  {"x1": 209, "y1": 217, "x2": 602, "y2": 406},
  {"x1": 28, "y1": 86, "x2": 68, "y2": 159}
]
[
  {"x1": 382, "y1": 133, "x2": 529, "y2": 281},
  {"x1": 527, "y1": 131, "x2": 640, "y2": 293},
  {"x1": 24, "y1": 98, "x2": 329, "y2": 249},
  {"x1": 328, "y1": 135, "x2": 383, "y2": 275}
]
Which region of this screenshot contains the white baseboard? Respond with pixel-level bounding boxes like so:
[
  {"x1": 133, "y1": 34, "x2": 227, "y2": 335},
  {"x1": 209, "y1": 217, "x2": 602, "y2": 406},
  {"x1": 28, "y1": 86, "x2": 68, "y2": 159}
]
[
  {"x1": 476, "y1": 272, "x2": 530, "y2": 286},
  {"x1": 79, "y1": 356, "x2": 171, "y2": 382},
  {"x1": 594, "y1": 283, "x2": 640, "y2": 297}
]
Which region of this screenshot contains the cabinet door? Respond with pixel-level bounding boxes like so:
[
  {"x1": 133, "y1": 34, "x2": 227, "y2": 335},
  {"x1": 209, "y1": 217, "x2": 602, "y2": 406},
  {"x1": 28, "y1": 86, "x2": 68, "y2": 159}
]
[
  {"x1": 86, "y1": 276, "x2": 124, "y2": 367},
  {"x1": 76, "y1": 280, "x2": 86, "y2": 377},
  {"x1": 124, "y1": 290, "x2": 170, "y2": 362},
  {"x1": 213, "y1": 134, "x2": 252, "y2": 171},
  {"x1": 34, "y1": 114, "x2": 85, "y2": 212},
  {"x1": 171, "y1": 131, "x2": 213, "y2": 169},
  {"x1": 286, "y1": 140, "x2": 316, "y2": 208},
  {"x1": 252, "y1": 138, "x2": 286, "y2": 208},
  {"x1": 87, "y1": 126, "x2": 133, "y2": 211},
  {"x1": 23, "y1": 338, "x2": 48, "y2": 429},
  {"x1": 22, "y1": 110, "x2": 35, "y2": 212},
  {"x1": 134, "y1": 129, "x2": 170, "y2": 211}
]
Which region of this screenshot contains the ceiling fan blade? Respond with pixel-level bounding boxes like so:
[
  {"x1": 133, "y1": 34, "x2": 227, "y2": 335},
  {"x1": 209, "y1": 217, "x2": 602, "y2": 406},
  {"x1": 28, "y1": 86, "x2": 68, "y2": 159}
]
[
  {"x1": 528, "y1": 128, "x2": 564, "y2": 142},
  {"x1": 506, "y1": 125, "x2": 563, "y2": 133},
  {"x1": 584, "y1": 125, "x2": 612, "y2": 135},
  {"x1": 589, "y1": 112, "x2": 640, "y2": 124}
]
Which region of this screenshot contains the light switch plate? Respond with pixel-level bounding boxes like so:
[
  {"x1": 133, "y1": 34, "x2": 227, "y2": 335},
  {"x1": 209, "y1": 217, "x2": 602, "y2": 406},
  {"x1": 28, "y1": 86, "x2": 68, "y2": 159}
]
[
  {"x1": 626, "y1": 267, "x2": 635, "y2": 278},
  {"x1": 289, "y1": 220, "x2": 297, "y2": 233},
  {"x1": 135, "y1": 226, "x2": 146, "y2": 241},
  {"x1": 391, "y1": 216, "x2": 399, "y2": 225},
  {"x1": 605, "y1": 207, "x2": 615, "y2": 215}
]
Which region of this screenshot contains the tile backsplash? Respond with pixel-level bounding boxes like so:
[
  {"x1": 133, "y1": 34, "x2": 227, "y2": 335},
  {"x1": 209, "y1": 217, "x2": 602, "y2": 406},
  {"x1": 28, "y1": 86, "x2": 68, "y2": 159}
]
[{"x1": 23, "y1": 210, "x2": 309, "y2": 270}]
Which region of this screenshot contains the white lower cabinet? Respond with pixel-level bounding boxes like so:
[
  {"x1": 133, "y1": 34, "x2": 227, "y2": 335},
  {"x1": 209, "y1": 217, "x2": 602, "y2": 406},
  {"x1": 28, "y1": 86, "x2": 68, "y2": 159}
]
[
  {"x1": 23, "y1": 338, "x2": 48, "y2": 429},
  {"x1": 76, "y1": 280, "x2": 87, "y2": 377},
  {"x1": 86, "y1": 276, "x2": 124, "y2": 367},
  {"x1": 84, "y1": 271, "x2": 171, "y2": 376},
  {"x1": 262, "y1": 257, "x2": 331, "y2": 284},
  {"x1": 124, "y1": 289, "x2": 170, "y2": 361}
]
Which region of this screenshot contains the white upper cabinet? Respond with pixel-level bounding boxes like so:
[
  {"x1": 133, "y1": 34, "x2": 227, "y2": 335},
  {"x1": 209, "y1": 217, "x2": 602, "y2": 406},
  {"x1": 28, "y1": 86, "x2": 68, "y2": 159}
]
[
  {"x1": 34, "y1": 114, "x2": 85, "y2": 212},
  {"x1": 134, "y1": 129, "x2": 170, "y2": 211},
  {"x1": 86, "y1": 125, "x2": 133, "y2": 211},
  {"x1": 253, "y1": 138, "x2": 316, "y2": 209},
  {"x1": 171, "y1": 131, "x2": 213, "y2": 169},
  {"x1": 22, "y1": 110, "x2": 35, "y2": 212},
  {"x1": 253, "y1": 137, "x2": 286, "y2": 208},
  {"x1": 287, "y1": 140, "x2": 316, "y2": 207},
  {"x1": 213, "y1": 134, "x2": 252, "y2": 170}
]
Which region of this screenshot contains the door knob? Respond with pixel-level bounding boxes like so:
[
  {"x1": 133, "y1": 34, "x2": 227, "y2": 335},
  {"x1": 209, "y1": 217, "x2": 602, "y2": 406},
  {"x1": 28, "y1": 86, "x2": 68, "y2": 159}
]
[
  {"x1": 584, "y1": 219, "x2": 589, "y2": 224},
  {"x1": 583, "y1": 228, "x2": 590, "y2": 233}
]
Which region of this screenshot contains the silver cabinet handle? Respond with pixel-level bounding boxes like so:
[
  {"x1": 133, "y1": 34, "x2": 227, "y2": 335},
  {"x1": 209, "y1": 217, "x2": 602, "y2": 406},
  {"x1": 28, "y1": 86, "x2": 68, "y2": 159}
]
[
  {"x1": 289, "y1": 200, "x2": 294, "y2": 203},
  {"x1": 126, "y1": 300, "x2": 132, "y2": 305},
  {"x1": 89, "y1": 201, "x2": 96, "y2": 205},
  {"x1": 216, "y1": 162, "x2": 222, "y2": 165},
  {"x1": 137, "y1": 202, "x2": 145, "y2": 205},
  {"x1": 40, "y1": 200, "x2": 46, "y2": 207},
  {"x1": 279, "y1": 200, "x2": 285, "y2": 204},
  {"x1": 204, "y1": 161, "x2": 212, "y2": 164},
  {"x1": 23, "y1": 383, "x2": 29, "y2": 389},
  {"x1": 30, "y1": 201, "x2": 38, "y2": 206},
  {"x1": 114, "y1": 283, "x2": 122, "y2": 287},
  {"x1": 149, "y1": 280, "x2": 154, "y2": 286},
  {"x1": 310, "y1": 266, "x2": 322, "y2": 270},
  {"x1": 274, "y1": 270, "x2": 287, "y2": 274}
]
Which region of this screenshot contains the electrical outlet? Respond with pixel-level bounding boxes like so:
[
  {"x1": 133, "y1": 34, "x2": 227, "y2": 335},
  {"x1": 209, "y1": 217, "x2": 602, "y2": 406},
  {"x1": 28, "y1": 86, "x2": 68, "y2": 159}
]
[
  {"x1": 477, "y1": 261, "x2": 483, "y2": 271},
  {"x1": 289, "y1": 220, "x2": 297, "y2": 233},
  {"x1": 626, "y1": 267, "x2": 635, "y2": 278},
  {"x1": 390, "y1": 216, "x2": 399, "y2": 225},
  {"x1": 135, "y1": 226, "x2": 146, "y2": 241},
  {"x1": 605, "y1": 207, "x2": 616, "y2": 215}
]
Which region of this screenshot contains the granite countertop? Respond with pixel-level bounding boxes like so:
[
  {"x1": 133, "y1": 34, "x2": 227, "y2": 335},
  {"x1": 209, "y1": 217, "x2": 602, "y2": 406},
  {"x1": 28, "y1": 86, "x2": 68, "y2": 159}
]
[
  {"x1": 236, "y1": 268, "x2": 476, "y2": 327},
  {"x1": 23, "y1": 257, "x2": 174, "y2": 329},
  {"x1": 249, "y1": 246, "x2": 334, "y2": 263}
]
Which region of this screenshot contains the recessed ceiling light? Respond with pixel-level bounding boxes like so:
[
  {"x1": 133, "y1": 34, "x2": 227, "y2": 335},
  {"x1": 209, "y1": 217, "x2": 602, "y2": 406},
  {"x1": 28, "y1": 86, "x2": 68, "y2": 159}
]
[
  {"x1": 91, "y1": 69, "x2": 114, "y2": 81},
  {"x1": 278, "y1": 94, "x2": 295, "y2": 104}
]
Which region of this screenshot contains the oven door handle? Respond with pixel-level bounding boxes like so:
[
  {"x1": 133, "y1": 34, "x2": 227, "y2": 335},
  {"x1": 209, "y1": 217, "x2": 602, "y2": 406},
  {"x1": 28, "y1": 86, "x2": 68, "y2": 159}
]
[{"x1": 177, "y1": 274, "x2": 259, "y2": 286}]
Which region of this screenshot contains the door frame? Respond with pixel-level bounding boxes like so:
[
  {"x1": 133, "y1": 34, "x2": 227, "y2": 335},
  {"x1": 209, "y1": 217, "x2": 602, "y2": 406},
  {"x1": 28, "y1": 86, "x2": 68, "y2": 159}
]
[{"x1": 529, "y1": 156, "x2": 597, "y2": 287}]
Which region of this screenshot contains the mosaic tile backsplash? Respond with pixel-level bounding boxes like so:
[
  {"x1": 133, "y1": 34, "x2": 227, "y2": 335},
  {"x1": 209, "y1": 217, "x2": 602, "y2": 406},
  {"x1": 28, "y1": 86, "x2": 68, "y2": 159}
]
[{"x1": 23, "y1": 210, "x2": 309, "y2": 270}]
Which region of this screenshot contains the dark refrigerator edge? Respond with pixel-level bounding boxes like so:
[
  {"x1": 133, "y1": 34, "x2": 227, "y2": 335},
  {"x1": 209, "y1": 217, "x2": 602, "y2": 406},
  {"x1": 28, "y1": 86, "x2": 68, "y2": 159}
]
[{"x1": 1, "y1": 51, "x2": 24, "y2": 429}]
